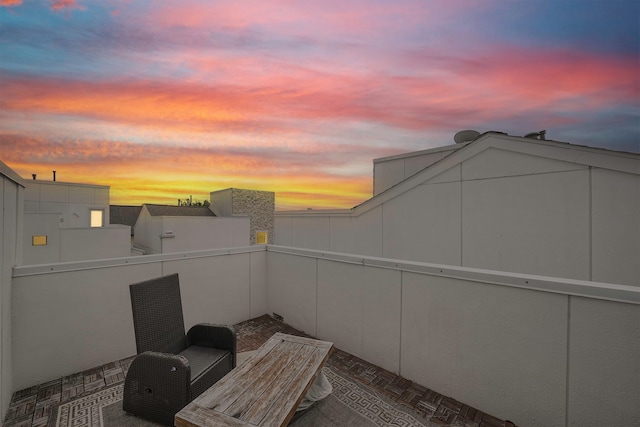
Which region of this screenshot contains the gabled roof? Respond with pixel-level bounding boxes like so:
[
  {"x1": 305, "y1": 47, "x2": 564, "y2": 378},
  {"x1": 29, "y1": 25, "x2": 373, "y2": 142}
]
[
  {"x1": 143, "y1": 204, "x2": 216, "y2": 217},
  {"x1": 0, "y1": 160, "x2": 25, "y2": 187},
  {"x1": 352, "y1": 132, "x2": 640, "y2": 215},
  {"x1": 110, "y1": 205, "x2": 143, "y2": 227}
]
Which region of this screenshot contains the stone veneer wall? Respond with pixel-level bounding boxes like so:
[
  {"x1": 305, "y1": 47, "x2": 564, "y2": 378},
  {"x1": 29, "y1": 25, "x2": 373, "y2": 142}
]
[{"x1": 211, "y1": 188, "x2": 274, "y2": 245}]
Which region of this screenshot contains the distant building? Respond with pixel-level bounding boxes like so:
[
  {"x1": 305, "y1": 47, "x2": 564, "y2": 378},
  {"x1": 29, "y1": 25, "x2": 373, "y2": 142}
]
[
  {"x1": 210, "y1": 188, "x2": 275, "y2": 245},
  {"x1": 132, "y1": 203, "x2": 249, "y2": 254},
  {"x1": 109, "y1": 205, "x2": 143, "y2": 235}
]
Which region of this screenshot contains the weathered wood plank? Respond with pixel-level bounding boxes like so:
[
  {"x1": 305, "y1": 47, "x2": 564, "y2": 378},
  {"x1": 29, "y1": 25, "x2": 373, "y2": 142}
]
[
  {"x1": 188, "y1": 337, "x2": 283, "y2": 408},
  {"x1": 222, "y1": 342, "x2": 308, "y2": 418},
  {"x1": 243, "y1": 347, "x2": 330, "y2": 426},
  {"x1": 175, "y1": 406, "x2": 253, "y2": 427},
  {"x1": 270, "y1": 333, "x2": 333, "y2": 349},
  {"x1": 252, "y1": 347, "x2": 333, "y2": 426},
  {"x1": 175, "y1": 333, "x2": 334, "y2": 427}
]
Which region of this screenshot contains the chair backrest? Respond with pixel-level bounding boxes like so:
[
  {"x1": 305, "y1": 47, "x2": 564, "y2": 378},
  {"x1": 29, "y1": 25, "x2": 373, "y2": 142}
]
[{"x1": 129, "y1": 273, "x2": 187, "y2": 354}]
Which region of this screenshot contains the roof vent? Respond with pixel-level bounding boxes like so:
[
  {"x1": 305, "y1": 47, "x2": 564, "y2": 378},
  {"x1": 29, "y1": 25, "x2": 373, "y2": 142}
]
[
  {"x1": 454, "y1": 129, "x2": 481, "y2": 144},
  {"x1": 524, "y1": 130, "x2": 547, "y2": 140}
]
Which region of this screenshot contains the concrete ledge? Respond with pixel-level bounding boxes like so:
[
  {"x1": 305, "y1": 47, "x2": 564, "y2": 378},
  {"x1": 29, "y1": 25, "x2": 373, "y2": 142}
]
[
  {"x1": 12, "y1": 245, "x2": 265, "y2": 277},
  {"x1": 266, "y1": 245, "x2": 640, "y2": 305}
]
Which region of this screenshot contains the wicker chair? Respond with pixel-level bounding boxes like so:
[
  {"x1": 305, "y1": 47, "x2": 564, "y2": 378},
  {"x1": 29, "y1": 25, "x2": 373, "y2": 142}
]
[{"x1": 122, "y1": 273, "x2": 236, "y2": 426}]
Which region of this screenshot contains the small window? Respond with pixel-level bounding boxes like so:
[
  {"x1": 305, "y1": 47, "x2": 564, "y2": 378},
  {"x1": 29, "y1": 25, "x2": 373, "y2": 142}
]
[
  {"x1": 90, "y1": 209, "x2": 104, "y2": 227},
  {"x1": 32, "y1": 235, "x2": 47, "y2": 246},
  {"x1": 256, "y1": 231, "x2": 268, "y2": 245}
]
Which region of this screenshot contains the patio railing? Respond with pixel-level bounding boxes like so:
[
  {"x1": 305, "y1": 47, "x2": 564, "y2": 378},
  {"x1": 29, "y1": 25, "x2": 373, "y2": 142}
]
[{"x1": 10, "y1": 245, "x2": 639, "y2": 427}]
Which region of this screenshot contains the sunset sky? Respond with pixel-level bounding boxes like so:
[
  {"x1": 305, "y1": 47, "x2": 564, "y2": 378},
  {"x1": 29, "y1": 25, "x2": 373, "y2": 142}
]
[{"x1": 1, "y1": 0, "x2": 638, "y2": 210}]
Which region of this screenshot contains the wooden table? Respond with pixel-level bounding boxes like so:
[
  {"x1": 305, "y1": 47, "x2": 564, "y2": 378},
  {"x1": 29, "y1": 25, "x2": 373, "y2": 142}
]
[{"x1": 175, "y1": 332, "x2": 334, "y2": 427}]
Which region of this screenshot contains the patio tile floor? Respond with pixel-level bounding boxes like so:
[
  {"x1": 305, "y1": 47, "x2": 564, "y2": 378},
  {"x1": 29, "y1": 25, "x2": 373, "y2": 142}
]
[{"x1": 4, "y1": 314, "x2": 517, "y2": 427}]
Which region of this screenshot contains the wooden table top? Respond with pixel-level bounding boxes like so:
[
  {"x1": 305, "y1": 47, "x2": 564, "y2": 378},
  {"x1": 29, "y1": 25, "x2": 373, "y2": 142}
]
[{"x1": 175, "y1": 332, "x2": 334, "y2": 427}]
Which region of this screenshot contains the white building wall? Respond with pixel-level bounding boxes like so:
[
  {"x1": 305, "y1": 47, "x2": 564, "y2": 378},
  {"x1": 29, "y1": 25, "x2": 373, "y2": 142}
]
[
  {"x1": 275, "y1": 143, "x2": 640, "y2": 286},
  {"x1": 134, "y1": 213, "x2": 249, "y2": 254},
  {"x1": 133, "y1": 208, "x2": 163, "y2": 254},
  {"x1": 23, "y1": 181, "x2": 110, "y2": 228},
  {"x1": 317, "y1": 260, "x2": 401, "y2": 373},
  {"x1": 329, "y1": 207, "x2": 382, "y2": 257},
  {"x1": 22, "y1": 215, "x2": 131, "y2": 265},
  {"x1": 373, "y1": 145, "x2": 460, "y2": 195},
  {"x1": 401, "y1": 272, "x2": 568, "y2": 426},
  {"x1": 591, "y1": 168, "x2": 640, "y2": 285},
  {"x1": 22, "y1": 213, "x2": 61, "y2": 265},
  {"x1": 11, "y1": 247, "x2": 266, "y2": 391},
  {"x1": 382, "y1": 181, "x2": 461, "y2": 265},
  {"x1": 291, "y1": 216, "x2": 331, "y2": 250},
  {"x1": 461, "y1": 169, "x2": 591, "y2": 279},
  {"x1": 60, "y1": 226, "x2": 132, "y2": 262},
  {"x1": 6, "y1": 245, "x2": 639, "y2": 426},
  {"x1": 568, "y1": 297, "x2": 640, "y2": 426},
  {"x1": 264, "y1": 247, "x2": 639, "y2": 427},
  {"x1": 1, "y1": 173, "x2": 23, "y2": 417}
]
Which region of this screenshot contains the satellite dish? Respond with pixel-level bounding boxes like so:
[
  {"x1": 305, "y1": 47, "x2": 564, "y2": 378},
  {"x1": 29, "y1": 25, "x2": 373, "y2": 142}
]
[{"x1": 454, "y1": 130, "x2": 481, "y2": 144}]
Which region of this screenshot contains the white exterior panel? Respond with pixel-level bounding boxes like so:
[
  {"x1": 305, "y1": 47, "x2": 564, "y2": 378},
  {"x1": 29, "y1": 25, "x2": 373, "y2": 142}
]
[
  {"x1": 164, "y1": 254, "x2": 252, "y2": 327},
  {"x1": 462, "y1": 170, "x2": 590, "y2": 279},
  {"x1": 291, "y1": 216, "x2": 330, "y2": 251},
  {"x1": 317, "y1": 260, "x2": 401, "y2": 373},
  {"x1": 383, "y1": 181, "x2": 461, "y2": 265},
  {"x1": 568, "y1": 297, "x2": 640, "y2": 426},
  {"x1": 329, "y1": 206, "x2": 383, "y2": 257},
  {"x1": 274, "y1": 216, "x2": 293, "y2": 246},
  {"x1": 400, "y1": 272, "x2": 568, "y2": 427},
  {"x1": 591, "y1": 168, "x2": 640, "y2": 286},
  {"x1": 266, "y1": 251, "x2": 317, "y2": 336}
]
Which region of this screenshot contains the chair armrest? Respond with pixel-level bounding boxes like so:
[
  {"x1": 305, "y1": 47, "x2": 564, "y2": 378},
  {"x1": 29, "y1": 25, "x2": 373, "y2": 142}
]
[
  {"x1": 123, "y1": 351, "x2": 192, "y2": 420},
  {"x1": 186, "y1": 324, "x2": 237, "y2": 368}
]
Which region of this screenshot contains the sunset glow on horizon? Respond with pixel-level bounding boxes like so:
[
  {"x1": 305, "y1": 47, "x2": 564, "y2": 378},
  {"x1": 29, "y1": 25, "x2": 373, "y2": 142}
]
[{"x1": 1, "y1": 0, "x2": 638, "y2": 210}]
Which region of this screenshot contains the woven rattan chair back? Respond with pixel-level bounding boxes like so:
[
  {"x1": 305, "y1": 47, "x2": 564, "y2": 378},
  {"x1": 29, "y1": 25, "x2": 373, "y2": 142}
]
[{"x1": 129, "y1": 273, "x2": 187, "y2": 354}]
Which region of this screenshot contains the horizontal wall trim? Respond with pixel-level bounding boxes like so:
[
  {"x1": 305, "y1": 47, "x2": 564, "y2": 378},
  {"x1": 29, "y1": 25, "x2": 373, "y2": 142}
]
[
  {"x1": 12, "y1": 246, "x2": 265, "y2": 277},
  {"x1": 266, "y1": 245, "x2": 639, "y2": 305},
  {"x1": 13, "y1": 244, "x2": 638, "y2": 304}
]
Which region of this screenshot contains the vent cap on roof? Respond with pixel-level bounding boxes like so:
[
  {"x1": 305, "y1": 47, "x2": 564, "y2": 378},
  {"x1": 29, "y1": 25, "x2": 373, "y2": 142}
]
[
  {"x1": 525, "y1": 130, "x2": 547, "y2": 140},
  {"x1": 454, "y1": 129, "x2": 481, "y2": 144}
]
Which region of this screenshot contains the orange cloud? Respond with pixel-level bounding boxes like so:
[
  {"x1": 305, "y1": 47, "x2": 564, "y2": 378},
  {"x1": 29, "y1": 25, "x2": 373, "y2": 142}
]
[
  {"x1": 0, "y1": 0, "x2": 21, "y2": 6},
  {"x1": 0, "y1": 133, "x2": 375, "y2": 209},
  {"x1": 50, "y1": 0, "x2": 80, "y2": 11}
]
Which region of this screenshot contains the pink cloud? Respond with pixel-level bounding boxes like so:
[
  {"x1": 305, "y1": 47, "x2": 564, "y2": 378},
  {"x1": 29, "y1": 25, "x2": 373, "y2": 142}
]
[{"x1": 1, "y1": 0, "x2": 22, "y2": 7}]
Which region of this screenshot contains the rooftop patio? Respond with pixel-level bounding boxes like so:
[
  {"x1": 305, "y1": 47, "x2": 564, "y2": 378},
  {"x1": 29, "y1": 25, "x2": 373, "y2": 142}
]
[
  {"x1": 4, "y1": 314, "x2": 515, "y2": 427},
  {"x1": 4, "y1": 245, "x2": 638, "y2": 427}
]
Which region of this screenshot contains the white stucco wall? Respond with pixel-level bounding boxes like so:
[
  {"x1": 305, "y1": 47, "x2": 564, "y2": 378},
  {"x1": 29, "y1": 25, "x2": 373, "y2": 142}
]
[
  {"x1": 265, "y1": 246, "x2": 639, "y2": 427},
  {"x1": 22, "y1": 213, "x2": 61, "y2": 265},
  {"x1": 0, "y1": 174, "x2": 23, "y2": 417},
  {"x1": 373, "y1": 144, "x2": 460, "y2": 195},
  {"x1": 6, "y1": 245, "x2": 639, "y2": 426},
  {"x1": 275, "y1": 140, "x2": 640, "y2": 286},
  {"x1": 401, "y1": 272, "x2": 568, "y2": 426},
  {"x1": 22, "y1": 215, "x2": 132, "y2": 265},
  {"x1": 159, "y1": 217, "x2": 249, "y2": 253},
  {"x1": 23, "y1": 181, "x2": 110, "y2": 228},
  {"x1": 591, "y1": 168, "x2": 640, "y2": 285},
  {"x1": 11, "y1": 247, "x2": 266, "y2": 391},
  {"x1": 60, "y1": 226, "x2": 132, "y2": 262}
]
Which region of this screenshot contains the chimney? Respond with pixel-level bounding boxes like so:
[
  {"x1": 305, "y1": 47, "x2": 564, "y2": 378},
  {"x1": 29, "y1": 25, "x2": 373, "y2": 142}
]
[{"x1": 32, "y1": 174, "x2": 37, "y2": 180}]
